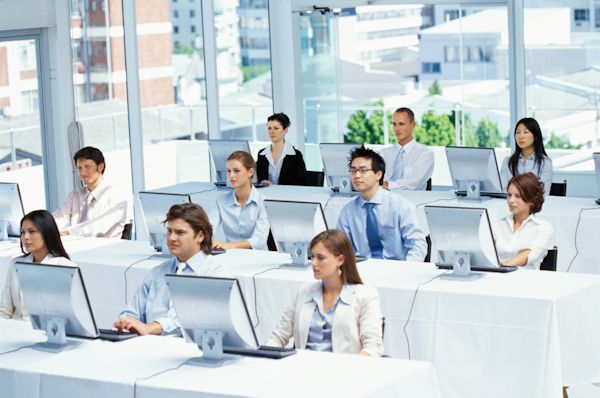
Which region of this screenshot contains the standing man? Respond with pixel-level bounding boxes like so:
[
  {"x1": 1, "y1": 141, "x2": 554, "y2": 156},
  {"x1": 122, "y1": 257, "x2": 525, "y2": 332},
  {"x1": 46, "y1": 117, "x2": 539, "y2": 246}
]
[
  {"x1": 380, "y1": 107, "x2": 434, "y2": 190},
  {"x1": 336, "y1": 146, "x2": 427, "y2": 261},
  {"x1": 114, "y1": 203, "x2": 230, "y2": 335},
  {"x1": 53, "y1": 146, "x2": 128, "y2": 238}
]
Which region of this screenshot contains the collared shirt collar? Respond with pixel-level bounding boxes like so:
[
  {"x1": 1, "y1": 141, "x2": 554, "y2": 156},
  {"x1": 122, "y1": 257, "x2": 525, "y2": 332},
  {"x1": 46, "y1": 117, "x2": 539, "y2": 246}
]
[
  {"x1": 23, "y1": 253, "x2": 55, "y2": 263},
  {"x1": 176, "y1": 250, "x2": 208, "y2": 273},
  {"x1": 518, "y1": 152, "x2": 536, "y2": 162},
  {"x1": 86, "y1": 177, "x2": 107, "y2": 200},
  {"x1": 504, "y1": 213, "x2": 540, "y2": 230},
  {"x1": 226, "y1": 185, "x2": 259, "y2": 207},
  {"x1": 397, "y1": 138, "x2": 416, "y2": 154},
  {"x1": 305, "y1": 282, "x2": 353, "y2": 307},
  {"x1": 261, "y1": 140, "x2": 295, "y2": 166},
  {"x1": 359, "y1": 186, "x2": 385, "y2": 207}
]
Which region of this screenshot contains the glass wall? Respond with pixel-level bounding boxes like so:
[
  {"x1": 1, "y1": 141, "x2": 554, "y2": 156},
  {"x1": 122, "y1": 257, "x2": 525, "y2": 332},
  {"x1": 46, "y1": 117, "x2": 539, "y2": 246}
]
[{"x1": 0, "y1": 36, "x2": 47, "y2": 211}]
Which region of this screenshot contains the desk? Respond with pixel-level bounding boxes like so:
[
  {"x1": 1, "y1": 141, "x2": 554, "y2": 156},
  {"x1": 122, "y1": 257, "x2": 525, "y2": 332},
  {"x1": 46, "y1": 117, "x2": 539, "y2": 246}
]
[
  {"x1": 3, "y1": 244, "x2": 599, "y2": 398},
  {"x1": 148, "y1": 182, "x2": 600, "y2": 273},
  {"x1": 0, "y1": 319, "x2": 441, "y2": 398}
]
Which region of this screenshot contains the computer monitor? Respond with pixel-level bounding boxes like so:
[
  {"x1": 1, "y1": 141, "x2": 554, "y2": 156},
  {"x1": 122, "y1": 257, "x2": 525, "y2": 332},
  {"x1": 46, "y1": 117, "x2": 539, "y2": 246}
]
[
  {"x1": 424, "y1": 206, "x2": 516, "y2": 279},
  {"x1": 208, "y1": 139, "x2": 253, "y2": 186},
  {"x1": 594, "y1": 152, "x2": 600, "y2": 205},
  {"x1": 0, "y1": 182, "x2": 25, "y2": 240},
  {"x1": 138, "y1": 191, "x2": 191, "y2": 253},
  {"x1": 14, "y1": 262, "x2": 99, "y2": 351},
  {"x1": 445, "y1": 146, "x2": 504, "y2": 200},
  {"x1": 319, "y1": 143, "x2": 360, "y2": 194},
  {"x1": 264, "y1": 199, "x2": 328, "y2": 268},
  {"x1": 165, "y1": 275, "x2": 259, "y2": 367}
]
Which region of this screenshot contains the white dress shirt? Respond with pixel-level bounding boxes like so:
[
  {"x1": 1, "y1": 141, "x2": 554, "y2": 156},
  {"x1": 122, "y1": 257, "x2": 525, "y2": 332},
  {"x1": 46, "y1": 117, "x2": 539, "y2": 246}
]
[
  {"x1": 53, "y1": 178, "x2": 128, "y2": 238},
  {"x1": 0, "y1": 254, "x2": 76, "y2": 320},
  {"x1": 492, "y1": 214, "x2": 554, "y2": 270},
  {"x1": 500, "y1": 154, "x2": 553, "y2": 197},
  {"x1": 379, "y1": 139, "x2": 434, "y2": 190},
  {"x1": 259, "y1": 139, "x2": 296, "y2": 184}
]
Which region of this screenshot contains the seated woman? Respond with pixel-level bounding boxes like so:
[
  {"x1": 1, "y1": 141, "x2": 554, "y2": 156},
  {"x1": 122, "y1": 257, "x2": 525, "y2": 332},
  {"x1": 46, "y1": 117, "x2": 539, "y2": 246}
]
[
  {"x1": 493, "y1": 172, "x2": 554, "y2": 269},
  {"x1": 0, "y1": 210, "x2": 75, "y2": 320},
  {"x1": 257, "y1": 112, "x2": 307, "y2": 186},
  {"x1": 500, "y1": 117, "x2": 552, "y2": 196},
  {"x1": 210, "y1": 150, "x2": 269, "y2": 250},
  {"x1": 266, "y1": 229, "x2": 384, "y2": 356}
]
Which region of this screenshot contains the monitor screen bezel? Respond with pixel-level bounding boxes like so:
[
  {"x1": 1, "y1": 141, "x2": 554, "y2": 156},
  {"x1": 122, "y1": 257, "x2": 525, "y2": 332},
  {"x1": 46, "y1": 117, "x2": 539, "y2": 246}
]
[
  {"x1": 445, "y1": 146, "x2": 503, "y2": 193},
  {"x1": 0, "y1": 182, "x2": 25, "y2": 237}
]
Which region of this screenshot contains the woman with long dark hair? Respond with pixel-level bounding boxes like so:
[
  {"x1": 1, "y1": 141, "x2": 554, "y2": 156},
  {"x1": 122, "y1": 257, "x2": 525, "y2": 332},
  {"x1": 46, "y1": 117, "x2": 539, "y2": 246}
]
[
  {"x1": 0, "y1": 210, "x2": 75, "y2": 320},
  {"x1": 266, "y1": 229, "x2": 383, "y2": 356},
  {"x1": 500, "y1": 117, "x2": 552, "y2": 196}
]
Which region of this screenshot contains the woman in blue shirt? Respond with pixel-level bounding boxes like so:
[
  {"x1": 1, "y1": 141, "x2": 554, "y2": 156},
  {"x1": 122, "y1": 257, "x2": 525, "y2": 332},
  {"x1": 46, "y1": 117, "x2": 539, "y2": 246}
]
[
  {"x1": 266, "y1": 229, "x2": 384, "y2": 356},
  {"x1": 500, "y1": 117, "x2": 553, "y2": 196},
  {"x1": 210, "y1": 151, "x2": 269, "y2": 250}
]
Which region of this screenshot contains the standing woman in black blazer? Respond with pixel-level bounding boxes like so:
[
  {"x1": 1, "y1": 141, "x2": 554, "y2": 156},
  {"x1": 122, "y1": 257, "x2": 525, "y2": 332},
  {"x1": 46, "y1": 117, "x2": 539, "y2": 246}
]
[{"x1": 257, "y1": 113, "x2": 307, "y2": 186}]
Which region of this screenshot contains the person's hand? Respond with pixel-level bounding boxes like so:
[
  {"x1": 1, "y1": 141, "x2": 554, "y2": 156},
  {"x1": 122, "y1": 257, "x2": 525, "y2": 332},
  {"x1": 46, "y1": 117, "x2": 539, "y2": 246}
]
[
  {"x1": 212, "y1": 240, "x2": 224, "y2": 249},
  {"x1": 260, "y1": 180, "x2": 272, "y2": 185},
  {"x1": 59, "y1": 228, "x2": 69, "y2": 236},
  {"x1": 114, "y1": 317, "x2": 162, "y2": 336}
]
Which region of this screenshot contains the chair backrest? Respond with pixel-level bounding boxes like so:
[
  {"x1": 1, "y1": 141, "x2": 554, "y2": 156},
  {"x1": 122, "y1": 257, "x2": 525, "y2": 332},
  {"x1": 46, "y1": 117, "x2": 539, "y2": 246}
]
[
  {"x1": 305, "y1": 170, "x2": 325, "y2": 187},
  {"x1": 540, "y1": 246, "x2": 558, "y2": 271},
  {"x1": 424, "y1": 234, "x2": 432, "y2": 262},
  {"x1": 426, "y1": 178, "x2": 432, "y2": 191},
  {"x1": 550, "y1": 180, "x2": 567, "y2": 197},
  {"x1": 120, "y1": 222, "x2": 133, "y2": 240}
]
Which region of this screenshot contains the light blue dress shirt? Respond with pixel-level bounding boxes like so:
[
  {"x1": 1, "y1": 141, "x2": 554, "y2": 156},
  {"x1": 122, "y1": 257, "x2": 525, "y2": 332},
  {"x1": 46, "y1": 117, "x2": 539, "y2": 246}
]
[
  {"x1": 500, "y1": 154, "x2": 553, "y2": 196},
  {"x1": 336, "y1": 187, "x2": 427, "y2": 261},
  {"x1": 118, "y1": 251, "x2": 230, "y2": 334},
  {"x1": 305, "y1": 282, "x2": 353, "y2": 352},
  {"x1": 210, "y1": 186, "x2": 270, "y2": 250},
  {"x1": 259, "y1": 139, "x2": 296, "y2": 184}
]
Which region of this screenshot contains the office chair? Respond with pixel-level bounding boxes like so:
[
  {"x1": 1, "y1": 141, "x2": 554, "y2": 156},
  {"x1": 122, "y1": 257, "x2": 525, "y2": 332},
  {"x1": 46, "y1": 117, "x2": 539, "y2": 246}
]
[
  {"x1": 550, "y1": 180, "x2": 567, "y2": 197},
  {"x1": 540, "y1": 246, "x2": 558, "y2": 271},
  {"x1": 426, "y1": 178, "x2": 432, "y2": 191},
  {"x1": 305, "y1": 170, "x2": 325, "y2": 187},
  {"x1": 120, "y1": 222, "x2": 133, "y2": 240}
]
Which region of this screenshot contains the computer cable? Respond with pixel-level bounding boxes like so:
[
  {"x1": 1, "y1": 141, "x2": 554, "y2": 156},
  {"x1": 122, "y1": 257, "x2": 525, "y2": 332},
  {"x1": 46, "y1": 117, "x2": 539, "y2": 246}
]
[
  {"x1": 403, "y1": 270, "x2": 449, "y2": 360},
  {"x1": 133, "y1": 361, "x2": 187, "y2": 398},
  {"x1": 414, "y1": 197, "x2": 456, "y2": 208},
  {"x1": 0, "y1": 344, "x2": 34, "y2": 355},
  {"x1": 123, "y1": 255, "x2": 154, "y2": 304},
  {"x1": 566, "y1": 207, "x2": 600, "y2": 272},
  {"x1": 188, "y1": 187, "x2": 218, "y2": 196},
  {"x1": 251, "y1": 266, "x2": 280, "y2": 328}
]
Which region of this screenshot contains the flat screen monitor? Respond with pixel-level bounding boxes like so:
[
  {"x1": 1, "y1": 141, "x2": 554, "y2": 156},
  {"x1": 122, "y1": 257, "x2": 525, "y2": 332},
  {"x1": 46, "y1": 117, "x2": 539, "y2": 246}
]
[
  {"x1": 319, "y1": 143, "x2": 360, "y2": 194},
  {"x1": 165, "y1": 275, "x2": 259, "y2": 366},
  {"x1": 424, "y1": 206, "x2": 516, "y2": 277},
  {"x1": 14, "y1": 262, "x2": 99, "y2": 351},
  {"x1": 0, "y1": 182, "x2": 25, "y2": 239},
  {"x1": 208, "y1": 139, "x2": 255, "y2": 186},
  {"x1": 264, "y1": 199, "x2": 328, "y2": 268},
  {"x1": 445, "y1": 146, "x2": 504, "y2": 199},
  {"x1": 138, "y1": 191, "x2": 191, "y2": 252},
  {"x1": 594, "y1": 152, "x2": 600, "y2": 204}
]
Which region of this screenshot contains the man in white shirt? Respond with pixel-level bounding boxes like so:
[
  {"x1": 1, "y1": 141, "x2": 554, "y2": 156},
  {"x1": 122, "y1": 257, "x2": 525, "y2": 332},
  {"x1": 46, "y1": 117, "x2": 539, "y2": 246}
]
[
  {"x1": 53, "y1": 146, "x2": 127, "y2": 238},
  {"x1": 380, "y1": 107, "x2": 434, "y2": 190}
]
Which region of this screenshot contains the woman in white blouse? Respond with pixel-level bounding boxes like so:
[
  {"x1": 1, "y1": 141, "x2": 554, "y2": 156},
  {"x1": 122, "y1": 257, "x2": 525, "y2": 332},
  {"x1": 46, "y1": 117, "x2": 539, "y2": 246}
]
[
  {"x1": 0, "y1": 210, "x2": 75, "y2": 320},
  {"x1": 493, "y1": 172, "x2": 554, "y2": 270},
  {"x1": 266, "y1": 229, "x2": 384, "y2": 356}
]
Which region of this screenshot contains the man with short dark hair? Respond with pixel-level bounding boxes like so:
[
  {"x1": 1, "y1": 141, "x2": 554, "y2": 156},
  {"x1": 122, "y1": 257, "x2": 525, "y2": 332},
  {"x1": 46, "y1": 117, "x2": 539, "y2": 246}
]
[
  {"x1": 380, "y1": 107, "x2": 434, "y2": 190},
  {"x1": 336, "y1": 145, "x2": 427, "y2": 261},
  {"x1": 114, "y1": 203, "x2": 230, "y2": 335},
  {"x1": 53, "y1": 146, "x2": 127, "y2": 238}
]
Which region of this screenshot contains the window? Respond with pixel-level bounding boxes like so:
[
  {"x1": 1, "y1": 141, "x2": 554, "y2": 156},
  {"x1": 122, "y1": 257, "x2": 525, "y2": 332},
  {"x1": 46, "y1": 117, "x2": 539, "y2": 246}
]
[
  {"x1": 173, "y1": 10, "x2": 179, "y2": 18},
  {"x1": 174, "y1": 25, "x2": 179, "y2": 34},
  {"x1": 574, "y1": 9, "x2": 589, "y2": 22},
  {"x1": 444, "y1": 9, "x2": 465, "y2": 22},
  {"x1": 444, "y1": 46, "x2": 459, "y2": 62},
  {"x1": 190, "y1": 9, "x2": 195, "y2": 18},
  {"x1": 191, "y1": 25, "x2": 196, "y2": 33},
  {"x1": 422, "y1": 62, "x2": 441, "y2": 73}
]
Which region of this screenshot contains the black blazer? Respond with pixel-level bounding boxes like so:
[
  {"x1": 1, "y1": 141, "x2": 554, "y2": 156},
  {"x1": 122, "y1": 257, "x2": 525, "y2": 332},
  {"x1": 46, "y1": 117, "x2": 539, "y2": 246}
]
[{"x1": 257, "y1": 147, "x2": 307, "y2": 186}]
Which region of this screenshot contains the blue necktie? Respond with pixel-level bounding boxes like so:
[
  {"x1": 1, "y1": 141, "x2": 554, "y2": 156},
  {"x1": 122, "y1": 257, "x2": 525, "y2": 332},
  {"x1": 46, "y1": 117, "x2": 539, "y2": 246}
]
[
  {"x1": 391, "y1": 146, "x2": 405, "y2": 181},
  {"x1": 364, "y1": 202, "x2": 383, "y2": 258}
]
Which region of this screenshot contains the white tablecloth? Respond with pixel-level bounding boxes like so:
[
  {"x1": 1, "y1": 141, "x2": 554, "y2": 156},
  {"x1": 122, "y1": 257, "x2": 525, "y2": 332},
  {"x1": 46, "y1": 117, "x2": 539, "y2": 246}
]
[
  {"x1": 3, "y1": 244, "x2": 600, "y2": 398},
  {"x1": 0, "y1": 319, "x2": 440, "y2": 398}
]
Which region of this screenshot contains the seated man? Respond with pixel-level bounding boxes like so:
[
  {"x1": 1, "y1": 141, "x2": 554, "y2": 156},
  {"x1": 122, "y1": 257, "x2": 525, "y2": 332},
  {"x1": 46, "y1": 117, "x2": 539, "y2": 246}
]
[
  {"x1": 336, "y1": 145, "x2": 427, "y2": 261},
  {"x1": 53, "y1": 146, "x2": 127, "y2": 238},
  {"x1": 114, "y1": 203, "x2": 230, "y2": 335},
  {"x1": 379, "y1": 107, "x2": 434, "y2": 190}
]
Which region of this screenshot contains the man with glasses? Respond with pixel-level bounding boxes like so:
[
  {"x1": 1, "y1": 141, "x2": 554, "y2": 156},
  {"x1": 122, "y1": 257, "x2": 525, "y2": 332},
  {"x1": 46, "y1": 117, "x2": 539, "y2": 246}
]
[{"x1": 336, "y1": 145, "x2": 427, "y2": 261}]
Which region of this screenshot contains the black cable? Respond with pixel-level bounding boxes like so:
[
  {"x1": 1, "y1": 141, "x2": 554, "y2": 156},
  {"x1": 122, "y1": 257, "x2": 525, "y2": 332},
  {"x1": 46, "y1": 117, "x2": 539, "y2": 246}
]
[
  {"x1": 124, "y1": 255, "x2": 154, "y2": 303},
  {"x1": 403, "y1": 271, "x2": 449, "y2": 360},
  {"x1": 251, "y1": 266, "x2": 279, "y2": 328},
  {"x1": 566, "y1": 207, "x2": 600, "y2": 272},
  {"x1": 133, "y1": 361, "x2": 187, "y2": 398},
  {"x1": 0, "y1": 344, "x2": 34, "y2": 355},
  {"x1": 322, "y1": 192, "x2": 336, "y2": 213}
]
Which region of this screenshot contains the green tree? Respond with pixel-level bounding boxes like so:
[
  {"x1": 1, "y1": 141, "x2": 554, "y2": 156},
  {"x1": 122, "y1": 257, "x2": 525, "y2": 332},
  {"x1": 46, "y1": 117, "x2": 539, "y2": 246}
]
[
  {"x1": 241, "y1": 65, "x2": 271, "y2": 82},
  {"x1": 449, "y1": 110, "x2": 478, "y2": 147},
  {"x1": 476, "y1": 117, "x2": 502, "y2": 147},
  {"x1": 545, "y1": 132, "x2": 583, "y2": 149},
  {"x1": 414, "y1": 109, "x2": 456, "y2": 146},
  {"x1": 345, "y1": 99, "x2": 391, "y2": 144},
  {"x1": 428, "y1": 79, "x2": 443, "y2": 96}
]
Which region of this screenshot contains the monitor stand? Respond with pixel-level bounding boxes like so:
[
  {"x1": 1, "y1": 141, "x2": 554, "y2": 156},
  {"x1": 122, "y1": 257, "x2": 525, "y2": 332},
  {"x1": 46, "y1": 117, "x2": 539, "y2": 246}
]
[
  {"x1": 32, "y1": 317, "x2": 83, "y2": 353},
  {"x1": 279, "y1": 242, "x2": 311, "y2": 270},
  {"x1": 331, "y1": 176, "x2": 358, "y2": 197},
  {"x1": 186, "y1": 330, "x2": 241, "y2": 368},
  {"x1": 596, "y1": 198, "x2": 600, "y2": 205},
  {"x1": 457, "y1": 180, "x2": 491, "y2": 202},
  {"x1": 439, "y1": 251, "x2": 484, "y2": 281}
]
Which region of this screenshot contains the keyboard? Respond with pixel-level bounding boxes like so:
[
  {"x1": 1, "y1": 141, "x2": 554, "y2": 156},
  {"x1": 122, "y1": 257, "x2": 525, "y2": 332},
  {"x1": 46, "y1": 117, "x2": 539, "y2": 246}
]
[
  {"x1": 211, "y1": 248, "x2": 226, "y2": 255},
  {"x1": 355, "y1": 255, "x2": 368, "y2": 262},
  {"x1": 253, "y1": 183, "x2": 269, "y2": 189},
  {"x1": 455, "y1": 190, "x2": 507, "y2": 199},
  {"x1": 98, "y1": 328, "x2": 137, "y2": 342},
  {"x1": 224, "y1": 345, "x2": 297, "y2": 359},
  {"x1": 436, "y1": 263, "x2": 517, "y2": 273}
]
